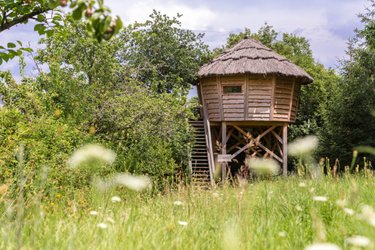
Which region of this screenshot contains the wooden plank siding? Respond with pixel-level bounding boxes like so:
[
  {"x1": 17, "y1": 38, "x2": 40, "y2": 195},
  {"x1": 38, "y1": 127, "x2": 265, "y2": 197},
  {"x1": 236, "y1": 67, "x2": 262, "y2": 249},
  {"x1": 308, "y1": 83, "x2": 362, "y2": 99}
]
[
  {"x1": 201, "y1": 77, "x2": 221, "y2": 121},
  {"x1": 290, "y1": 83, "x2": 300, "y2": 122},
  {"x1": 200, "y1": 74, "x2": 300, "y2": 123},
  {"x1": 247, "y1": 77, "x2": 272, "y2": 120},
  {"x1": 273, "y1": 79, "x2": 293, "y2": 121},
  {"x1": 221, "y1": 75, "x2": 246, "y2": 120}
]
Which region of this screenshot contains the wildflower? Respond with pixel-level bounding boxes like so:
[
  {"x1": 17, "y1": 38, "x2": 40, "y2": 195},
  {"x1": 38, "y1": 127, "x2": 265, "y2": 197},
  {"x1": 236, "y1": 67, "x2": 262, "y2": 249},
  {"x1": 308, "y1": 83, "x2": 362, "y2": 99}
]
[
  {"x1": 113, "y1": 174, "x2": 152, "y2": 191},
  {"x1": 295, "y1": 205, "x2": 303, "y2": 212},
  {"x1": 223, "y1": 219, "x2": 240, "y2": 250},
  {"x1": 178, "y1": 221, "x2": 188, "y2": 226},
  {"x1": 89, "y1": 210, "x2": 99, "y2": 216},
  {"x1": 111, "y1": 196, "x2": 122, "y2": 203},
  {"x1": 288, "y1": 135, "x2": 318, "y2": 157},
  {"x1": 299, "y1": 182, "x2": 307, "y2": 187},
  {"x1": 278, "y1": 231, "x2": 287, "y2": 237},
  {"x1": 343, "y1": 208, "x2": 355, "y2": 216},
  {"x1": 358, "y1": 205, "x2": 375, "y2": 227},
  {"x1": 173, "y1": 201, "x2": 184, "y2": 206},
  {"x1": 335, "y1": 199, "x2": 348, "y2": 208},
  {"x1": 97, "y1": 223, "x2": 108, "y2": 229},
  {"x1": 305, "y1": 243, "x2": 341, "y2": 250},
  {"x1": 346, "y1": 235, "x2": 371, "y2": 247},
  {"x1": 68, "y1": 144, "x2": 116, "y2": 168},
  {"x1": 106, "y1": 217, "x2": 115, "y2": 224},
  {"x1": 245, "y1": 157, "x2": 280, "y2": 176},
  {"x1": 212, "y1": 192, "x2": 220, "y2": 198},
  {"x1": 313, "y1": 196, "x2": 328, "y2": 202}
]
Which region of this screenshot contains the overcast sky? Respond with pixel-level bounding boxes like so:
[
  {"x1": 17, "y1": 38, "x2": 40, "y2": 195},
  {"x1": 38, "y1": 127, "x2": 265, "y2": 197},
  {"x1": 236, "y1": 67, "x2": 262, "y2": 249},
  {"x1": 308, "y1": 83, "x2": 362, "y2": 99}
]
[{"x1": 0, "y1": 0, "x2": 369, "y2": 80}]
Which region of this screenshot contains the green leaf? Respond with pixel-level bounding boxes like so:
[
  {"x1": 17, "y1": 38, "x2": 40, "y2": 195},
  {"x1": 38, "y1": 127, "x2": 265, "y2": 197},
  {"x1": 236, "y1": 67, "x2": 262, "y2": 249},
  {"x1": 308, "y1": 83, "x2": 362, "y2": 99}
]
[
  {"x1": 72, "y1": 2, "x2": 86, "y2": 20},
  {"x1": 7, "y1": 42, "x2": 16, "y2": 48},
  {"x1": 17, "y1": 40, "x2": 22, "y2": 46},
  {"x1": 34, "y1": 24, "x2": 46, "y2": 35},
  {"x1": 46, "y1": 30, "x2": 54, "y2": 37},
  {"x1": 355, "y1": 146, "x2": 375, "y2": 155}
]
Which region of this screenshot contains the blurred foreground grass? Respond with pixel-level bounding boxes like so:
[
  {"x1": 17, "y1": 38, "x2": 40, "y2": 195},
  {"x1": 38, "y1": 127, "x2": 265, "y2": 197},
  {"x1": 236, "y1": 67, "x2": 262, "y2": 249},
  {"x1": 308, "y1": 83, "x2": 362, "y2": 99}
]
[{"x1": 1, "y1": 176, "x2": 374, "y2": 249}]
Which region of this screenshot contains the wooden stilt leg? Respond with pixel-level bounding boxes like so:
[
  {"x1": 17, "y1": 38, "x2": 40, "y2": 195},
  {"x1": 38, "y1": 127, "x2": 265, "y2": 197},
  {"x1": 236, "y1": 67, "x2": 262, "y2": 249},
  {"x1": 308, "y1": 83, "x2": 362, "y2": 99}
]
[
  {"x1": 221, "y1": 122, "x2": 227, "y2": 182},
  {"x1": 282, "y1": 124, "x2": 288, "y2": 176}
]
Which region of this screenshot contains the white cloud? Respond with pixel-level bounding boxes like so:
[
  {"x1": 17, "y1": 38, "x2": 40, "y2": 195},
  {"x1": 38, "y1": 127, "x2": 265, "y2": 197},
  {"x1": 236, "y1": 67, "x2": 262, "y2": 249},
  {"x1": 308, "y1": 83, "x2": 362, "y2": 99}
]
[{"x1": 106, "y1": 0, "x2": 216, "y2": 30}]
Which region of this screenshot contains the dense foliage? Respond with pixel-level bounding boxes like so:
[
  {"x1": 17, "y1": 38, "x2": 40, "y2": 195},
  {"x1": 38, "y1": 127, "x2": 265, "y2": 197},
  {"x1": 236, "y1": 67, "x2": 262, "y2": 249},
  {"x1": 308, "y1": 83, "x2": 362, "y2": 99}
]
[
  {"x1": 320, "y1": 1, "x2": 375, "y2": 163},
  {"x1": 0, "y1": 0, "x2": 122, "y2": 64},
  {"x1": 0, "y1": 1, "x2": 374, "y2": 200}
]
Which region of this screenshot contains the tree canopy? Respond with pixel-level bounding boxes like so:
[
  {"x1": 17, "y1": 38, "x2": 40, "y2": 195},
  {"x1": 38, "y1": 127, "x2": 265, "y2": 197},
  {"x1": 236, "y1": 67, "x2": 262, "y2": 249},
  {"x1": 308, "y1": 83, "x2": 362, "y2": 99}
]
[{"x1": 0, "y1": 0, "x2": 122, "y2": 64}]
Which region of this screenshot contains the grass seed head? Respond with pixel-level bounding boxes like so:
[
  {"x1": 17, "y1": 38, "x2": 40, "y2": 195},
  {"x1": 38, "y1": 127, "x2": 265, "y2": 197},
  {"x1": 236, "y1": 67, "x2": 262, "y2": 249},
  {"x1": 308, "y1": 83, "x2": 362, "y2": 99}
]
[
  {"x1": 113, "y1": 174, "x2": 152, "y2": 191},
  {"x1": 68, "y1": 144, "x2": 116, "y2": 168},
  {"x1": 346, "y1": 235, "x2": 371, "y2": 247},
  {"x1": 305, "y1": 243, "x2": 341, "y2": 250},
  {"x1": 288, "y1": 135, "x2": 318, "y2": 157},
  {"x1": 245, "y1": 157, "x2": 280, "y2": 176}
]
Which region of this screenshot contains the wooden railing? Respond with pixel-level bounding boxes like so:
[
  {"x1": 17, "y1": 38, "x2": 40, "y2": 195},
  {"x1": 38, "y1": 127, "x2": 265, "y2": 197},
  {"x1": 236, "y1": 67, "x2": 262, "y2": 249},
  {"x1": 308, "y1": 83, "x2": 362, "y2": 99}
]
[{"x1": 202, "y1": 103, "x2": 215, "y2": 185}]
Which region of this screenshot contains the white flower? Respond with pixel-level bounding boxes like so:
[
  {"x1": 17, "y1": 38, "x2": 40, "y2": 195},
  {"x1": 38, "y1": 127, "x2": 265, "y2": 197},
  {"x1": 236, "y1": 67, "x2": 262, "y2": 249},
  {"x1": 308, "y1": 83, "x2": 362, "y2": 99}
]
[
  {"x1": 212, "y1": 192, "x2": 220, "y2": 198},
  {"x1": 343, "y1": 208, "x2": 355, "y2": 216},
  {"x1": 346, "y1": 235, "x2": 371, "y2": 247},
  {"x1": 89, "y1": 210, "x2": 99, "y2": 216},
  {"x1": 288, "y1": 135, "x2": 318, "y2": 156},
  {"x1": 113, "y1": 174, "x2": 152, "y2": 191},
  {"x1": 335, "y1": 199, "x2": 348, "y2": 208},
  {"x1": 173, "y1": 201, "x2": 184, "y2": 206},
  {"x1": 358, "y1": 205, "x2": 375, "y2": 227},
  {"x1": 68, "y1": 144, "x2": 116, "y2": 168},
  {"x1": 106, "y1": 217, "x2": 115, "y2": 224},
  {"x1": 178, "y1": 221, "x2": 188, "y2": 226},
  {"x1": 111, "y1": 196, "x2": 122, "y2": 203},
  {"x1": 245, "y1": 157, "x2": 280, "y2": 176},
  {"x1": 305, "y1": 243, "x2": 341, "y2": 250},
  {"x1": 295, "y1": 205, "x2": 303, "y2": 212},
  {"x1": 97, "y1": 223, "x2": 108, "y2": 229},
  {"x1": 313, "y1": 196, "x2": 328, "y2": 202},
  {"x1": 278, "y1": 231, "x2": 287, "y2": 237},
  {"x1": 299, "y1": 182, "x2": 307, "y2": 187}
]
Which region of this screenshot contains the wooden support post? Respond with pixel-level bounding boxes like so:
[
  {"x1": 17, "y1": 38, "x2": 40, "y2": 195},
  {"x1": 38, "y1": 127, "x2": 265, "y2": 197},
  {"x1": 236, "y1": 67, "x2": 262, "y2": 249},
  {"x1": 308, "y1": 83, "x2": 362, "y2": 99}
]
[
  {"x1": 221, "y1": 122, "x2": 227, "y2": 181},
  {"x1": 282, "y1": 124, "x2": 288, "y2": 176}
]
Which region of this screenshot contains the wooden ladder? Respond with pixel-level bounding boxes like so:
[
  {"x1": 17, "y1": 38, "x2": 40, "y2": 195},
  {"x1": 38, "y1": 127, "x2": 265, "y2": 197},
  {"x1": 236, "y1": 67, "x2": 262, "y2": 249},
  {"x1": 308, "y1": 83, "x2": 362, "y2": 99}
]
[{"x1": 190, "y1": 119, "x2": 211, "y2": 187}]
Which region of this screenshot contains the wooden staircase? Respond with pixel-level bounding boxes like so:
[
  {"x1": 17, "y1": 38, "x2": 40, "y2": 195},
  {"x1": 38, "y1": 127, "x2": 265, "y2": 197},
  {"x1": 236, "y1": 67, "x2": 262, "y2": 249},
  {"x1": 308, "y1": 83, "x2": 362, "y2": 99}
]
[{"x1": 190, "y1": 120, "x2": 211, "y2": 187}]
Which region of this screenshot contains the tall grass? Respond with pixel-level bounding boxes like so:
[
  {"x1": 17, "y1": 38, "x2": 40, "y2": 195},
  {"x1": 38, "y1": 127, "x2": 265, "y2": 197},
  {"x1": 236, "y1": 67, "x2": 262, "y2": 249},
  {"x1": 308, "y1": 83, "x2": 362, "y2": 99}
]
[{"x1": 1, "y1": 175, "x2": 374, "y2": 249}]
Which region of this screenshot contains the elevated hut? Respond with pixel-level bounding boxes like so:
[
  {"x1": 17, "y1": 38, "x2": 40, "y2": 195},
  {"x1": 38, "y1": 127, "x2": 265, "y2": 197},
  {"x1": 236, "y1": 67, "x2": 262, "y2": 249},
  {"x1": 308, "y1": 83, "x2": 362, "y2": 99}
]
[{"x1": 190, "y1": 38, "x2": 313, "y2": 185}]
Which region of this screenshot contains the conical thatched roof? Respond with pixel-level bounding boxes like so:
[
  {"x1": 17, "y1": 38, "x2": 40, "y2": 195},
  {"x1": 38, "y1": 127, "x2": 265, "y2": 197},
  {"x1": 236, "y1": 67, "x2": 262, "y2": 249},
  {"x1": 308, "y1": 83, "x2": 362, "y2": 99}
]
[{"x1": 199, "y1": 38, "x2": 313, "y2": 84}]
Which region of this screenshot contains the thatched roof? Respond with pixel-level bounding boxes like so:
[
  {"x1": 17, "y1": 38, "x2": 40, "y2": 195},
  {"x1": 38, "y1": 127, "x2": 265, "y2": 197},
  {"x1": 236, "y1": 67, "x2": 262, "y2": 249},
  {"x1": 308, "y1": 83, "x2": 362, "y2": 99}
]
[{"x1": 199, "y1": 38, "x2": 313, "y2": 84}]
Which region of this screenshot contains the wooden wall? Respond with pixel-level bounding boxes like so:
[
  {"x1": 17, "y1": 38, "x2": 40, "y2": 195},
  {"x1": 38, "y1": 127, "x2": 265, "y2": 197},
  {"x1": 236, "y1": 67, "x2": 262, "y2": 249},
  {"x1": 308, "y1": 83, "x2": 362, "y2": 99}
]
[{"x1": 199, "y1": 74, "x2": 301, "y2": 123}]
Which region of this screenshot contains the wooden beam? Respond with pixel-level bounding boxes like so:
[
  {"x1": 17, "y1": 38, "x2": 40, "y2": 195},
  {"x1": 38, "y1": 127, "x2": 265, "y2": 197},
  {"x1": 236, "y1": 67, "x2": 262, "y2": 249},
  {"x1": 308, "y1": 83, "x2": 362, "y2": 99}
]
[
  {"x1": 255, "y1": 126, "x2": 277, "y2": 143},
  {"x1": 271, "y1": 130, "x2": 282, "y2": 144},
  {"x1": 232, "y1": 125, "x2": 251, "y2": 139},
  {"x1": 231, "y1": 139, "x2": 255, "y2": 160},
  {"x1": 221, "y1": 122, "x2": 227, "y2": 181},
  {"x1": 282, "y1": 124, "x2": 288, "y2": 176},
  {"x1": 257, "y1": 142, "x2": 283, "y2": 163},
  {"x1": 224, "y1": 128, "x2": 234, "y2": 145}
]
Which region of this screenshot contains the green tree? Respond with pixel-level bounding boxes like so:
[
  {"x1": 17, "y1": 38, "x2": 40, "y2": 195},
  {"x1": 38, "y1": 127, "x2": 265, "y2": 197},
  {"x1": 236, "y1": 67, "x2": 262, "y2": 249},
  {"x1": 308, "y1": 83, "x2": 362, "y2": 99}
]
[
  {"x1": 320, "y1": 0, "x2": 375, "y2": 164},
  {"x1": 117, "y1": 10, "x2": 210, "y2": 96},
  {"x1": 0, "y1": 0, "x2": 122, "y2": 64}
]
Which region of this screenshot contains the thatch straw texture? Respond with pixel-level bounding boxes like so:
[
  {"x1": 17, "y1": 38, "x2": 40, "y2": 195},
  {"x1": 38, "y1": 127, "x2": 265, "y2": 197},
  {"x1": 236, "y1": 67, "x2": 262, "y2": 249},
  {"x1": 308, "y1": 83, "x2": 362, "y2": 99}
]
[{"x1": 199, "y1": 38, "x2": 313, "y2": 84}]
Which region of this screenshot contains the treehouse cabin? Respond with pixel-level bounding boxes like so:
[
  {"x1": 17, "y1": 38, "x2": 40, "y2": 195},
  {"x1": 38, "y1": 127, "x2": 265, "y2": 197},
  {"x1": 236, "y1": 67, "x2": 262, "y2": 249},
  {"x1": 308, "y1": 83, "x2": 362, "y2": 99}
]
[{"x1": 190, "y1": 38, "x2": 313, "y2": 186}]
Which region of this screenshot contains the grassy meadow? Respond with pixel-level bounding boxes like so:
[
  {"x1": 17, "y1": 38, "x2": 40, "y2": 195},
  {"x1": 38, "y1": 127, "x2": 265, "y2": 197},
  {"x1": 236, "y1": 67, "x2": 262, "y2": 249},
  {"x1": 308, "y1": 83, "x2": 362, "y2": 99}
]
[{"x1": 1, "y1": 175, "x2": 374, "y2": 249}]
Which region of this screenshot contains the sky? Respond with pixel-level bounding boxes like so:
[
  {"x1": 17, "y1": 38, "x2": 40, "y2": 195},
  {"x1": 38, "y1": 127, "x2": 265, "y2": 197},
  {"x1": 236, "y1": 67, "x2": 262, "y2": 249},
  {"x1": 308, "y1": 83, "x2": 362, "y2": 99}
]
[{"x1": 0, "y1": 0, "x2": 369, "y2": 81}]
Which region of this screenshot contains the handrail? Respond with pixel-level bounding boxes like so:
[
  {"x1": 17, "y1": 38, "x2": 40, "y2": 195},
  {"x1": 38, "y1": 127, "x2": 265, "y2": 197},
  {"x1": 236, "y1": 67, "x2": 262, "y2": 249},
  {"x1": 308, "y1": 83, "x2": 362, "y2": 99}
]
[{"x1": 202, "y1": 103, "x2": 215, "y2": 185}]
